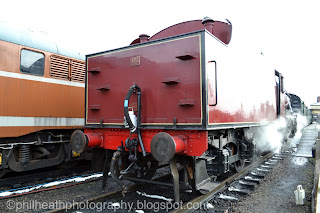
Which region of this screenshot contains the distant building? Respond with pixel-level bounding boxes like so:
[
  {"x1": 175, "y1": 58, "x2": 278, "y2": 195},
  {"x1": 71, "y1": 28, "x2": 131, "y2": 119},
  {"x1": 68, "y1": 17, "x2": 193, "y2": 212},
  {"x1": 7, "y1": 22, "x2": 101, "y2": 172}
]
[{"x1": 310, "y1": 96, "x2": 320, "y2": 121}]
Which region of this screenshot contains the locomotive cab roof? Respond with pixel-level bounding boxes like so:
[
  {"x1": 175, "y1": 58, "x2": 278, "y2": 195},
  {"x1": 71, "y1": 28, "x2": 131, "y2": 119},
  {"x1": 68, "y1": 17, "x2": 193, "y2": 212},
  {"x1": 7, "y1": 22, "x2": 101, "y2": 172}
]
[{"x1": 0, "y1": 20, "x2": 84, "y2": 60}]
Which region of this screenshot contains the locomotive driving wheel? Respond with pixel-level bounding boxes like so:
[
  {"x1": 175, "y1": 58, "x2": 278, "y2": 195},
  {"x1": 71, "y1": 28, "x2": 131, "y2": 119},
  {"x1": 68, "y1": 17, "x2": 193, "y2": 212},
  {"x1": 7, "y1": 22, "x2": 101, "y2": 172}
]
[
  {"x1": 228, "y1": 142, "x2": 245, "y2": 172},
  {"x1": 234, "y1": 159, "x2": 245, "y2": 172}
]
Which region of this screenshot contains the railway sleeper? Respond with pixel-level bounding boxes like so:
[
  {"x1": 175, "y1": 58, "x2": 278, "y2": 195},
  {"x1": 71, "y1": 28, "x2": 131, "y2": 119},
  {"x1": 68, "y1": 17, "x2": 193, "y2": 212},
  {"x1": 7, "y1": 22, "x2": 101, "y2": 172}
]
[{"x1": 238, "y1": 180, "x2": 257, "y2": 189}]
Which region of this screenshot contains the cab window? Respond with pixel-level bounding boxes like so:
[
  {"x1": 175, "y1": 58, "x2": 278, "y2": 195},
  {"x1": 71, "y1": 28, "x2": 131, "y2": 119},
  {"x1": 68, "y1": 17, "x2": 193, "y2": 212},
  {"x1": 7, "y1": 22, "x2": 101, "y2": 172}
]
[{"x1": 20, "y1": 49, "x2": 44, "y2": 76}]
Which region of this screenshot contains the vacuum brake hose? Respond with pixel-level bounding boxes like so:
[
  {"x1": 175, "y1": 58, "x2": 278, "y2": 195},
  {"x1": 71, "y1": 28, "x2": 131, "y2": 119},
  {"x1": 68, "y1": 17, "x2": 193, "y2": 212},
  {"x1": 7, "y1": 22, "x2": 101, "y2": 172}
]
[{"x1": 124, "y1": 85, "x2": 146, "y2": 156}]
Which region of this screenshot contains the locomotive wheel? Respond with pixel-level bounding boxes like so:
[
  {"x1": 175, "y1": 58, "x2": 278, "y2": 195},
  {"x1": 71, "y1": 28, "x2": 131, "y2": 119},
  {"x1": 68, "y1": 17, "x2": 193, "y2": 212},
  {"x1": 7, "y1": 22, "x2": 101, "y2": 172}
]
[
  {"x1": 234, "y1": 159, "x2": 245, "y2": 172},
  {"x1": 228, "y1": 143, "x2": 245, "y2": 172}
]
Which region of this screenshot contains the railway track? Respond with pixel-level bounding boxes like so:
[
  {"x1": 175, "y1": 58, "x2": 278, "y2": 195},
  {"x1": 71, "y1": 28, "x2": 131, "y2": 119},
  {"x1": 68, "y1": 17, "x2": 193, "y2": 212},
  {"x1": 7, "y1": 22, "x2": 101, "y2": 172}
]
[
  {"x1": 173, "y1": 152, "x2": 275, "y2": 213},
  {"x1": 42, "y1": 151, "x2": 284, "y2": 213},
  {"x1": 44, "y1": 172, "x2": 173, "y2": 213},
  {"x1": 0, "y1": 163, "x2": 91, "y2": 189}
]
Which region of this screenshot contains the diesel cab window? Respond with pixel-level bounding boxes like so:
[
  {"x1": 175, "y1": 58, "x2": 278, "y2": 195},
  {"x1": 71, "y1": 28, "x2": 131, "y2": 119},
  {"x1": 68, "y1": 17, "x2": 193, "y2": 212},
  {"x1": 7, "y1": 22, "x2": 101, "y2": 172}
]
[{"x1": 20, "y1": 49, "x2": 44, "y2": 76}]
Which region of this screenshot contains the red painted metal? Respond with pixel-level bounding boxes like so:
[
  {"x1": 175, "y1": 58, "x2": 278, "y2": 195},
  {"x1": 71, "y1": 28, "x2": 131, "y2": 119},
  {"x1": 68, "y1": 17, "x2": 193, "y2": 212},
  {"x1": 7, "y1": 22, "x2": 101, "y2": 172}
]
[
  {"x1": 139, "y1": 34, "x2": 149, "y2": 43},
  {"x1": 203, "y1": 32, "x2": 278, "y2": 125},
  {"x1": 86, "y1": 132, "x2": 103, "y2": 148},
  {"x1": 87, "y1": 35, "x2": 202, "y2": 126},
  {"x1": 202, "y1": 17, "x2": 214, "y2": 33},
  {"x1": 85, "y1": 18, "x2": 282, "y2": 158},
  {"x1": 130, "y1": 19, "x2": 232, "y2": 45},
  {"x1": 84, "y1": 129, "x2": 208, "y2": 157},
  {"x1": 172, "y1": 136, "x2": 186, "y2": 154},
  {"x1": 150, "y1": 20, "x2": 232, "y2": 45}
]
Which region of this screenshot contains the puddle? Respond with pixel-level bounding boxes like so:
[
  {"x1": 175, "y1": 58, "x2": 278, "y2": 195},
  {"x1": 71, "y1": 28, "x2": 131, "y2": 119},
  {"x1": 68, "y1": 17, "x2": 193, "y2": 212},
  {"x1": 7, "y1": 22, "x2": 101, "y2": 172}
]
[{"x1": 292, "y1": 157, "x2": 308, "y2": 166}]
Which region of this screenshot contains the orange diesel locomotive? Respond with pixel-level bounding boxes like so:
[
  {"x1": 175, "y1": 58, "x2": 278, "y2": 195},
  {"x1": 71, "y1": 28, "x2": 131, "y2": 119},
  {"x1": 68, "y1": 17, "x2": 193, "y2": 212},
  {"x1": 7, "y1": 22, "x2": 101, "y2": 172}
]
[{"x1": 0, "y1": 21, "x2": 85, "y2": 176}]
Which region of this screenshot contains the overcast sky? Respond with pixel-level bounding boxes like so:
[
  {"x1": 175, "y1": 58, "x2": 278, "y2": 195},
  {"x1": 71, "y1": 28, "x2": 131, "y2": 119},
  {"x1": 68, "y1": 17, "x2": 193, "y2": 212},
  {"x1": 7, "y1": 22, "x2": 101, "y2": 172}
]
[{"x1": 1, "y1": 0, "x2": 319, "y2": 106}]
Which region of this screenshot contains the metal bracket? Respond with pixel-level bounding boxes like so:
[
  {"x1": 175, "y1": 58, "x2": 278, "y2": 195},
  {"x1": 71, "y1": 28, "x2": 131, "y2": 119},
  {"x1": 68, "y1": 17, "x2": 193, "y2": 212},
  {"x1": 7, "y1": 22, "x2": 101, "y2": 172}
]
[{"x1": 169, "y1": 157, "x2": 180, "y2": 202}]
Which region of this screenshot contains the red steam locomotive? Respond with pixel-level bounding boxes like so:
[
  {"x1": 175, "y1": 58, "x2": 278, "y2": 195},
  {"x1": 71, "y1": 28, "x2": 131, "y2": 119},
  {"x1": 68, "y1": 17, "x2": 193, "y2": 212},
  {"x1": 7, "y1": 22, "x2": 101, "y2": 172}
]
[{"x1": 71, "y1": 17, "x2": 286, "y2": 201}]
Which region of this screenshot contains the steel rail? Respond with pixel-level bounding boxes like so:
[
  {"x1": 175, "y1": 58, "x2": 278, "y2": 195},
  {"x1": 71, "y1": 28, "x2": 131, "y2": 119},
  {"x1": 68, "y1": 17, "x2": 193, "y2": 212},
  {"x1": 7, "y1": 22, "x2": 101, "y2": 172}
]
[
  {"x1": 45, "y1": 173, "x2": 173, "y2": 213},
  {"x1": 45, "y1": 153, "x2": 273, "y2": 213},
  {"x1": 172, "y1": 152, "x2": 273, "y2": 213}
]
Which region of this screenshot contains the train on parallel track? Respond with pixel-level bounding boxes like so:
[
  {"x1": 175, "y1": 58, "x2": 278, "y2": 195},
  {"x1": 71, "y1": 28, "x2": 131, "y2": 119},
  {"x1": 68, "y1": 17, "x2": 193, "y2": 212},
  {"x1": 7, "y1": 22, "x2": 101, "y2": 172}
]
[
  {"x1": 0, "y1": 21, "x2": 88, "y2": 177},
  {"x1": 287, "y1": 93, "x2": 312, "y2": 122}
]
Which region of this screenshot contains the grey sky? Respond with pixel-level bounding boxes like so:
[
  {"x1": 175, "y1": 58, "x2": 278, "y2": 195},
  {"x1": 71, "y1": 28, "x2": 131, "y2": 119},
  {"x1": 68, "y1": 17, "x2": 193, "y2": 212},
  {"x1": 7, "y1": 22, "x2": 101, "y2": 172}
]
[{"x1": 1, "y1": 0, "x2": 319, "y2": 106}]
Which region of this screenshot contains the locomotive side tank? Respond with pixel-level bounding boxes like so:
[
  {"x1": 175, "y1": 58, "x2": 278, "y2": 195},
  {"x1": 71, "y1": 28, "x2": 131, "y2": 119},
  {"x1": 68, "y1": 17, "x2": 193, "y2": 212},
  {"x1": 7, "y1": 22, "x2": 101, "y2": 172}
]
[{"x1": 72, "y1": 17, "x2": 286, "y2": 201}]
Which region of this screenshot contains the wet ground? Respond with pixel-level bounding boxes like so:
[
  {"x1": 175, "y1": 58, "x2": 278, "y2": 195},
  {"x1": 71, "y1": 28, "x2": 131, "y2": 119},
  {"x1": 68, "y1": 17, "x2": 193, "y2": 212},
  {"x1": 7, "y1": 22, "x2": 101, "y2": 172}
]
[
  {"x1": 233, "y1": 151, "x2": 314, "y2": 213},
  {"x1": 230, "y1": 124, "x2": 317, "y2": 213}
]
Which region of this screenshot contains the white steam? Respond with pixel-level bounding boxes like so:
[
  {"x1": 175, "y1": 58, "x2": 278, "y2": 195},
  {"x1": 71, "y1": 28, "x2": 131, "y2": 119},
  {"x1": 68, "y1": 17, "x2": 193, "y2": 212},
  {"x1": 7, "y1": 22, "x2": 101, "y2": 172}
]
[
  {"x1": 288, "y1": 114, "x2": 308, "y2": 147},
  {"x1": 254, "y1": 114, "x2": 308, "y2": 154},
  {"x1": 254, "y1": 117, "x2": 287, "y2": 153}
]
